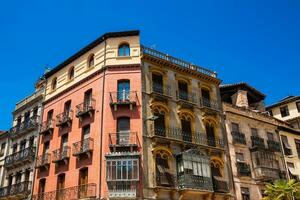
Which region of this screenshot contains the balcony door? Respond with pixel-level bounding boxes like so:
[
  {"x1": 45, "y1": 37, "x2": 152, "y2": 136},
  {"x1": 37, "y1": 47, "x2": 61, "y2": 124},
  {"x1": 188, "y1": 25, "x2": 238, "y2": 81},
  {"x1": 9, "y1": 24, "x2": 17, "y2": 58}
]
[
  {"x1": 154, "y1": 112, "x2": 166, "y2": 137},
  {"x1": 152, "y1": 74, "x2": 163, "y2": 93},
  {"x1": 206, "y1": 123, "x2": 216, "y2": 147},
  {"x1": 181, "y1": 119, "x2": 192, "y2": 142},
  {"x1": 78, "y1": 168, "x2": 88, "y2": 198},
  {"x1": 82, "y1": 125, "x2": 90, "y2": 151},
  {"x1": 64, "y1": 101, "x2": 71, "y2": 117},
  {"x1": 38, "y1": 179, "x2": 46, "y2": 196},
  {"x1": 117, "y1": 80, "x2": 130, "y2": 102},
  {"x1": 201, "y1": 89, "x2": 211, "y2": 107},
  {"x1": 56, "y1": 174, "x2": 65, "y2": 200},
  {"x1": 156, "y1": 154, "x2": 172, "y2": 186},
  {"x1": 84, "y1": 90, "x2": 92, "y2": 108},
  {"x1": 24, "y1": 112, "x2": 30, "y2": 127},
  {"x1": 47, "y1": 110, "x2": 53, "y2": 126},
  {"x1": 178, "y1": 81, "x2": 188, "y2": 101},
  {"x1": 117, "y1": 117, "x2": 130, "y2": 145},
  {"x1": 61, "y1": 134, "x2": 68, "y2": 157}
]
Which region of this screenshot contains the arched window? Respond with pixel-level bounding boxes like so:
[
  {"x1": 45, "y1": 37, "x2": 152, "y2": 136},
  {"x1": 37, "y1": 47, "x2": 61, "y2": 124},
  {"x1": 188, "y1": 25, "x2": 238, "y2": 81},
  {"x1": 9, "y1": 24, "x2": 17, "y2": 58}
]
[
  {"x1": 88, "y1": 54, "x2": 94, "y2": 68},
  {"x1": 118, "y1": 43, "x2": 130, "y2": 57},
  {"x1": 51, "y1": 77, "x2": 57, "y2": 91},
  {"x1": 68, "y1": 67, "x2": 74, "y2": 80}
]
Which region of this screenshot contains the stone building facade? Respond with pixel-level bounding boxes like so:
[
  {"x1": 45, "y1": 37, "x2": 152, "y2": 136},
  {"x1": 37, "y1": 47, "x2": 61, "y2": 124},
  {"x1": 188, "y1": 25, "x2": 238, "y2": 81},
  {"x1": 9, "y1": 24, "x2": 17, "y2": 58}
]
[
  {"x1": 0, "y1": 131, "x2": 9, "y2": 188},
  {"x1": 0, "y1": 80, "x2": 44, "y2": 200},
  {"x1": 221, "y1": 83, "x2": 287, "y2": 200}
]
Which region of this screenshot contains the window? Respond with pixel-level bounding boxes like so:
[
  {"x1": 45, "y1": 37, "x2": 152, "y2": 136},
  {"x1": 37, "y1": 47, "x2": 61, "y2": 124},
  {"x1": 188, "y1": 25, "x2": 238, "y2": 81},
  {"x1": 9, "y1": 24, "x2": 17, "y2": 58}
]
[
  {"x1": 118, "y1": 43, "x2": 130, "y2": 57},
  {"x1": 295, "y1": 139, "x2": 300, "y2": 158},
  {"x1": 0, "y1": 143, "x2": 5, "y2": 156},
  {"x1": 181, "y1": 119, "x2": 192, "y2": 142},
  {"x1": 47, "y1": 110, "x2": 53, "y2": 121},
  {"x1": 57, "y1": 174, "x2": 65, "y2": 200},
  {"x1": 297, "y1": 102, "x2": 300, "y2": 113},
  {"x1": 154, "y1": 112, "x2": 166, "y2": 136},
  {"x1": 79, "y1": 168, "x2": 89, "y2": 198},
  {"x1": 287, "y1": 162, "x2": 298, "y2": 181},
  {"x1": 84, "y1": 89, "x2": 93, "y2": 107},
  {"x1": 269, "y1": 110, "x2": 273, "y2": 116},
  {"x1": 236, "y1": 153, "x2": 245, "y2": 162},
  {"x1": 251, "y1": 128, "x2": 258, "y2": 137},
  {"x1": 88, "y1": 54, "x2": 94, "y2": 68},
  {"x1": 231, "y1": 123, "x2": 239, "y2": 133},
  {"x1": 15, "y1": 171, "x2": 22, "y2": 184},
  {"x1": 82, "y1": 125, "x2": 90, "y2": 140},
  {"x1": 206, "y1": 123, "x2": 216, "y2": 147},
  {"x1": 117, "y1": 117, "x2": 130, "y2": 145},
  {"x1": 25, "y1": 170, "x2": 30, "y2": 182},
  {"x1": 68, "y1": 67, "x2": 74, "y2": 80},
  {"x1": 117, "y1": 80, "x2": 130, "y2": 101},
  {"x1": 280, "y1": 105, "x2": 290, "y2": 117},
  {"x1": 155, "y1": 153, "x2": 173, "y2": 186},
  {"x1": 178, "y1": 81, "x2": 188, "y2": 100},
  {"x1": 33, "y1": 107, "x2": 38, "y2": 121},
  {"x1": 20, "y1": 140, "x2": 26, "y2": 150},
  {"x1": 43, "y1": 141, "x2": 50, "y2": 154},
  {"x1": 51, "y1": 77, "x2": 57, "y2": 91},
  {"x1": 29, "y1": 136, "x2": 34, "y2": 147},
  {"x1": 12, "y1": 144, "x2": 18, "y2": 153},
  {"x1": 24, "y1": 111, "x2": 30, "y2": 126},
  {"x1": 16, "y1": 116, "x2": 22, "y2": 127},
  {"x1": 267, "y1": 132, "x2": 274, "y2": 141},
  {"x1": 61, "y1": 134, "x2": 68, "y2": 153},
  {"x1": 241, "y1": 187, "x2": 250, "y2": 200},
  {"x1": 38, "y1": 179, "x2": 46, "y2": 195},
  {"x1": 152, "y1": 74, "x2": 164, "y2": 93},
  {"x1": 106, "y1": 159, "x2": 139, "y2": 181},
  {"x1": 281, "y1": 135, "x2": 292, "y2": 155}
]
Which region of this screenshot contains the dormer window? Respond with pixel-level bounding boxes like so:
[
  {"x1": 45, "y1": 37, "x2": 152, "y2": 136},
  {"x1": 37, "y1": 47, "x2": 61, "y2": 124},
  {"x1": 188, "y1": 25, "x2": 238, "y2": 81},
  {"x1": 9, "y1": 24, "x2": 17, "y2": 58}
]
[
  {"x1": 88, "y1": 54, "x2": 94, "y2": 68},
  {"x1": 118, "y1": 43, "x2": 130, "y2": 57},
  {"x1": 51, "y1": 77, "x2": 57, "y2": 91},
  {"x1": 68, "y1": 67, "x2": 74, "y2": 80}
]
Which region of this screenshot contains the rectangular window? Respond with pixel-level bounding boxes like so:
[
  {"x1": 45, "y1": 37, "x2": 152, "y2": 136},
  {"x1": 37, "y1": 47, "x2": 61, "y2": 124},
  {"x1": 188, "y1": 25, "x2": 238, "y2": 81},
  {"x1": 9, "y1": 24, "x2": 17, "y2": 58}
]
[
  {"x1": 267, "y1": 132, "x2": 274, "y2": 141},
  {"x1": 39, "y1": 179, "x2": 46, "y2": 194},
  {"x1": 295, "y1": 139, "x2": 300, "y2": 158},
  {"x1": 241, "y1": 187, "x2": 250, "y2": 200},
  {"x1": 43, "y1": 141, "x2": 50, "y2": 154},
  {"x1": 20, "y1": 140, "x2": 26, "y2": 150},
  {"x1": 236, "y1": 153, "x2": 245, "y2": 162},
  {"x1": 297, "y1": 102, "x2": 300, "y2": 113},
  {"x1": 0, "y1": 143, "x2": 6, "y2": 155},
  {"x1": 231, "y1": 123, "x2": 239, "y2": 132},
  {"x1": 106, "y1": 159, "x2": 139, "y2": 181},
  {"x1": 280, "y1": 105, "x2": 290, "y2": 117},
  {"x1": 12, "y1": 144, "x2": 18, "y2": 153},
  {"x1": 251, "y1": 128, "x2": 258, "y2": 137},
  {"x1": 281, "y1": 135, "x2": 292, "y2": 155}
]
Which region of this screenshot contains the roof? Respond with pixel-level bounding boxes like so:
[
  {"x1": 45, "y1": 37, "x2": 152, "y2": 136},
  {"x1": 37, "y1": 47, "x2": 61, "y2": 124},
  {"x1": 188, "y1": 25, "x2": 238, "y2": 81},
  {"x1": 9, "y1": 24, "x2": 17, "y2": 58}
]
[
  {"x1": 266, "y1": 95, "x2": 300, "y2": 110},
  {"x1": 220, "y1": 82, "x2": 266, "y2": 98},
  {"x1": 44, "y1": 30, "x2": 140, "y2": 78}
]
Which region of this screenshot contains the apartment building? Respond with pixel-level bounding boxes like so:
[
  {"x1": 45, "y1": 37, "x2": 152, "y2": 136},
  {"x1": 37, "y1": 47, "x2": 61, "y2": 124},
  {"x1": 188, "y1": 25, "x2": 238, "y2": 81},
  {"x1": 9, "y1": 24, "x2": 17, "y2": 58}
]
[
  {"x1": 32, "y1": 30, "x2": 143, "y2": 200},
  {"x1": 220, "y1": 83, "x2": 287, "y2": 200},
  {"x1": 0, "y1": 131, "x2": 9, "y2": 188},
  {"x1": 0, "y1": 80, "x2": 44, "y2": 200},
  {"x1": 141, "y1": 47, "x2": 233, "y2": 199}
]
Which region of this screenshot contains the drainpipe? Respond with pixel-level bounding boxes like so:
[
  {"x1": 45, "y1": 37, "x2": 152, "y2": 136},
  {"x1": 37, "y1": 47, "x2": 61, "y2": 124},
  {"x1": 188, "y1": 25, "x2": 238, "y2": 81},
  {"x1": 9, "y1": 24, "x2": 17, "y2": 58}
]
[
  {"x1": 99, "y1": 38, "x2": 107, "y2": 199},
  {"x1": 31, "y1": 80, "x2": 47, "y2": 200}
]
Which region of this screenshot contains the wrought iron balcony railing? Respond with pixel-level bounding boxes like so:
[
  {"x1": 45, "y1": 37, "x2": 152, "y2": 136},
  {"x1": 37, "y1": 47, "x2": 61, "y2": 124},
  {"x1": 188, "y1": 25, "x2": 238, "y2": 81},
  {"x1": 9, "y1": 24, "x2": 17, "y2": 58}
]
[
  {"x1": 107, "y1": 181, "x2": 137, "y2": 198},
  {"x1": 232, "y1": 131, "x2": 247, "y2": 145},
  {"x1": 156, "y1": 172, "x2": 176, "y2": 187},
  {"x1": 109, "y1": 132, "x2": 138, "y2": 147},
  {"x1": 237, "y1": 162, "x2": 251, "y2": 177},
  {"x1": 177, "y1": 174, "x2": 213, "y2": 191},
  {"x1": 10, "y1": 116, "x2": 38, "y2": 137},
  {"x1": 73, "y1": 138, "x2": 94, "y2": 156},
  {"x1": 151, "y1": 83, "x2": 172, "y2": 97},
  {"x1": 35, "y1": 153, "x2": 51, "y2": 168},
  {"x1": 199, "y1": 98, "x2": 221, "y2": 111},
  {"x1": 254, "y1": 167, "x2": 280, "y2": 180},
  {"x1": 141, "y1": 46, "x2": 217, "y2": 77},
  {"x1": 75, "y1": 99, "x2": 96, "y2": 118},
  {"x1": 267, "y1": 140, "x2": 281, "y2": 152},
  {"x1": 4, "y1": 147, "x2": 35, "y2": 167},
  {"x1": 177, "y1": 91, "x2": 198, "y2": 104},
  {"x1": 32, "y1": 183, "x2": 96, "y2": 200},
  {"x1": 56, "y1": 111, "x2": 73, "y2": 127},
  {"x1": 40, "y1": 119, "x2": 54, "y2": 135},
  {"x1": 0, "y1": 181, "x2": 31, "y2": 198},
  {"x1": 110, "y1": 91, "x2": 137, "y2": 105},
  {"x1": 152, "y1": 126, "x2": 225, "y2": 148},
  {"x1": 251, "y1": 136, "x2": 265, "y2": 149},
  {"x1": 52, "y1": 147, "x2": 70, "y2": 163},
  {"x1": 213, "y1": 177, "x2": 229, "y2": 193}
]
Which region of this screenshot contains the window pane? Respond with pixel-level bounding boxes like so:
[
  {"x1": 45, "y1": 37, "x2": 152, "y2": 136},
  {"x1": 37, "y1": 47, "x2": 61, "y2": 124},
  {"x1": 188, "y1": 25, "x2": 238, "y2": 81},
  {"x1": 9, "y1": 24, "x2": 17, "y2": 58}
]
[
  {"x1": 117, "y1": 161, "x2": 122, "y2": 179},
  {"x1": 122, "y1": 161, "x2": 127, "y2": 180},
  {"x1": 112, "y1": 161, "x2": 116, "y2": 180}
]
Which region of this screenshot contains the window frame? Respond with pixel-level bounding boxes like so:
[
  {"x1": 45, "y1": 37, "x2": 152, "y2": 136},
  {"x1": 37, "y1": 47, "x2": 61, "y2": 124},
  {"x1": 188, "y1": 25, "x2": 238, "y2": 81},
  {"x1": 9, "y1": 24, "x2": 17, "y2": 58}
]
[
  {"x1": 68, "y1": 67, "x2": 75, "y2": 80},
  {"x1": 280, "y1": 105, "x2": 290, "y2": 117},
  {"x1": 106, "y1": 158, "x2": 139, "y2": 181},
  {"x1": 118, "y1": 43, "x2": 130, "y2": 57}
]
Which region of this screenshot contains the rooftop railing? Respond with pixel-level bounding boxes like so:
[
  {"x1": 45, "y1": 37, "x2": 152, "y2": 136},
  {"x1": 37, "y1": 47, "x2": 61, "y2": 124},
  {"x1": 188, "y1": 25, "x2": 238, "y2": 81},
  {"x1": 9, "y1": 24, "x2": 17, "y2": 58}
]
[{"x1": 141, "y1": 46, "x2": 217, "y2": 77}]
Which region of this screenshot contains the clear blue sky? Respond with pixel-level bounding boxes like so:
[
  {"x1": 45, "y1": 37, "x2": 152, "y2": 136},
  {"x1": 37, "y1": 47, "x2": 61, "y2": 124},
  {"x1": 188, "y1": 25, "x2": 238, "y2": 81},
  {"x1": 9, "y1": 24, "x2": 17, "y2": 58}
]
[{"x1": 1, "y1": 0, "x2": 299, "y2": 130}]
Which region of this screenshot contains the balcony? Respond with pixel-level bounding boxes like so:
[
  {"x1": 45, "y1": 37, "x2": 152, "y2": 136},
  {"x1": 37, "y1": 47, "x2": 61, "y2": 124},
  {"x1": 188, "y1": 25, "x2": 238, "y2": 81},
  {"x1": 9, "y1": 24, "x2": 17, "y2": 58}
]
[
  {"x1": 199, "y1": 98, "x2": 221, "y2": 112},
  {"x1": 232, "y1": 131, "x2": 247, "y2": 145},
  {"x1": 109, "y1": 132, "x2": 138, "y2": 152},
  {"x1": 237, "y1": 162, "x2": 251, "y2": 177},
  {"x1": 4, "y1": 147, "x2": 35, "y2": 168},
  {"x1": 177, "y1": 174, "x2": 213, "y2": 191},
  {"x1": 75, "y1": 99, "x2": 96, "y2": 119},
  {"x1": 150, "y1": 83, "x2": 172, "y2": 99},
  {"x1": 177, "y1": 91, "x2": 198, "y2": 107},
  {"x1": 73, "y1": 138, "x2": 94, "y2": 157},
  {"x1": 254, "y1": 167, "x2": 280, "y2": 181},
  {"x1": 141, "y1": 46, "x2": 217, "y2": 77},
  {"x1": 40, "y1": 120, "x2": 54, "y2": 135},
  {"x1": 10, "y1": 117, "x2": 38, "y2": 138},
  {"x1": 32, "y1": 183, "x2": 96, "y2": 200},
  {"x1": 35, "y1": 153, "x2": 51, "y2": 169},
  {"x1": 109, "y1": 91, "x2": 138, "y2": 111},
  {"x1": 267, "y1": 140, "x2": 281, "y2": 152},
  {"x1": 0, "y1": 181, "x2": 31, "y2": 199},
  {"x1": 250, "y1": 136, "x2": 265, "y2": 149},
  {"x1": 152, "y1": 127, "x2": 225, "y2": 149},
  {"x1": 213, "y1": 177, "x2": 229, "y2": 193},
  {"x1": 156, "y1": 172, "x2": 176, "y2": 187},
  {"x1": 56, "y1": 111, "x2": 73, "y2": 127},
  {"x1": 107, "y1": 181, "x2": 138, "y2": 198},
  {"x1": 52, "y1": 147, "x2": 70, "y2": 164}
]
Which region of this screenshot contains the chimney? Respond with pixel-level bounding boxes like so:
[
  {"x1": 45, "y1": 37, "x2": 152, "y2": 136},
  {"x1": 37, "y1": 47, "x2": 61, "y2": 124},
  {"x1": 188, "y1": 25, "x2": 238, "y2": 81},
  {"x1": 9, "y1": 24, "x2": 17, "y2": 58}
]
[{"x1": 231, "y1": 90, "x2": 249, "y2": 108}]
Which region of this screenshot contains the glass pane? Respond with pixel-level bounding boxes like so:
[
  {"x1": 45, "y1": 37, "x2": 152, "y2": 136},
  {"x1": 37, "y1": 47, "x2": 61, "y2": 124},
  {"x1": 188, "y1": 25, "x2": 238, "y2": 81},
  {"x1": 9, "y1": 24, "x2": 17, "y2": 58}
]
[
  {"x1": 122, "y1": 161, "x2": 127, "y2": 180},
  {"x1": 112, "y1": 161, "x2": 116, "y2": 180},
  {"x1": 117, "y1": 161, "x2": 122, "y2": 180}
]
